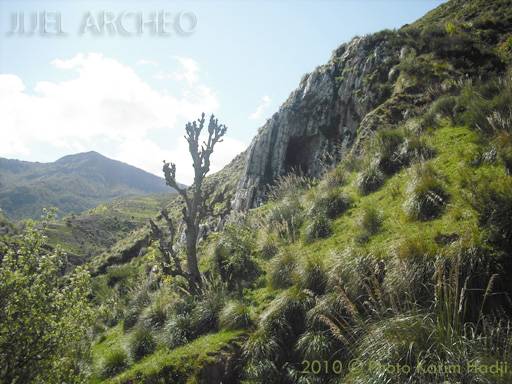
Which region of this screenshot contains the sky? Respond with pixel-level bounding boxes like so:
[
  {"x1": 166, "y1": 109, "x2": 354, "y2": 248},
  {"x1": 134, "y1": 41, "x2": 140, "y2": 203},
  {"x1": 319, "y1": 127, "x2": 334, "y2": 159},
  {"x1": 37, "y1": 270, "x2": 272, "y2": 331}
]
[{"x1": 0, "y1": 0, "x2": 445, "y2": 184}]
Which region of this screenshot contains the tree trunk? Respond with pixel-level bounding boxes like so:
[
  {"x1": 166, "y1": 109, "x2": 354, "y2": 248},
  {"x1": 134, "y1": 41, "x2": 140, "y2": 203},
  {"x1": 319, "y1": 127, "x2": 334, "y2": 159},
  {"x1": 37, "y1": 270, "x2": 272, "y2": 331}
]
[{"x1": 186, "y1": 225, "x2": 202, "y2": 292}]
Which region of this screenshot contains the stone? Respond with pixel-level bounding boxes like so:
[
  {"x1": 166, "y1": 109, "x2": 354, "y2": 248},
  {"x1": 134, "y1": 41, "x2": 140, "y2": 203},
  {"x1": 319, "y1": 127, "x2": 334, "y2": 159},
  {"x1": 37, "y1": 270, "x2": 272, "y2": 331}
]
[{"x1": 233, "y1": 35, "x2": 402, "y2": 210}]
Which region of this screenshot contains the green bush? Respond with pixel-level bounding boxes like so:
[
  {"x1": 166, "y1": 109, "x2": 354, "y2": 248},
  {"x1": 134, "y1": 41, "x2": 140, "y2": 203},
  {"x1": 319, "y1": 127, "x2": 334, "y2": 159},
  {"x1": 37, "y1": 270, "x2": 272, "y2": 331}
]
[
  {"x1": 324, "y1": 166, "x2": 347, "y2": 188},
  {"x1": 269, "y1": 251, "x2": 297, "y2": 290},
  {"x1": 259, "y1": 234, "x2": 279, "y2": 260},
  {"x1": 219, "y1": 301, "x2": 252, "y2": 330},
  {"x1": 267, "y1": 196, "x2": 304, "y2": 243},
  {"x1": 141, "y1": 296, "x2": 169, "y2": 329},
  {"x1": 128, "y1": 327, "x2": 156, "y2": 361},
  {"x1": 123, "y1": 307, "x2": 140, "y2": 331},
  {"x1": 106, "y1": 264, "x2": 135, "y2": 290},
  {"x1": 374, "y1": 129, "x2": 406, "y2": 175},
  {"x1": 99, "y1": 348, "x2": 129, "y2": 378},
  {"x1": 357, "y1": 162, "x2": 385, "y2": 195},
  {"x1": 469, "y1": 174, "x2": 512, "y2": 253},
  {"x1": 356, "y1": 206, "x2": 383, "y2": 243},
  {"x1": 310, "y1": 189, "x2": 351, "y2": 219},
  {"x1": 296, "y1": 255, "x2": 327, "y2": 295},
  {"x1": 304, "y1": 215, "x2": 332, "y2": 243},
  {"x1": 213, "y1": 224, "x2": 261, "y2": 291},
  {"x1": 403, "y1": 164, "x2": 448, "y2": 220},
  {"x1": 189, "y1": 282, "x2": 227, "y2": 335},
  {"x1": 164, "y1": 314, "x2": 192, "y2": 349}
]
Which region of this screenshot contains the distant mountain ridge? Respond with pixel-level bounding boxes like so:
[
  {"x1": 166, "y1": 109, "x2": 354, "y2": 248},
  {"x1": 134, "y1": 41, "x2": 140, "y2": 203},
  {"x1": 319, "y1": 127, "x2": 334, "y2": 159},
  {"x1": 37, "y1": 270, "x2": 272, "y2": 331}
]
[{"x1": 0, "y1": 151, "x2": 174, "y2": 219}]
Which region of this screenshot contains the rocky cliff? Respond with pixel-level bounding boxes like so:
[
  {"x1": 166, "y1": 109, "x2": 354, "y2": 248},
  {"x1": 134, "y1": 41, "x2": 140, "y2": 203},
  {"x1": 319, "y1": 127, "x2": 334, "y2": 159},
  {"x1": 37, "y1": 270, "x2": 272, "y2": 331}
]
[
  {"x1": 233, "y1": 34, "x2": 407, "y2": 209},
  {"x1": 233, "y1": 0, "x2": 510, "y2": 210}
]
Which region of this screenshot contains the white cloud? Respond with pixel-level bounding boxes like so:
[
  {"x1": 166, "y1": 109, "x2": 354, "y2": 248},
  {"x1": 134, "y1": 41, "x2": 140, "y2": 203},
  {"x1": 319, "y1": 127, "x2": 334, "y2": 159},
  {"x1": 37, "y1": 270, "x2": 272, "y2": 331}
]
[
  {"x1": 154, "y1": 56, "x2": 200, "y2": 84},
  {"x1": 0, "y1": 53, "x2": 242, "y2": 183},
  {"x1": 136, "y1": 59, "x2": 159, "y2": 67},
  {"x1": 249, "y1": 95, "x2": 271, "y2": 120}
]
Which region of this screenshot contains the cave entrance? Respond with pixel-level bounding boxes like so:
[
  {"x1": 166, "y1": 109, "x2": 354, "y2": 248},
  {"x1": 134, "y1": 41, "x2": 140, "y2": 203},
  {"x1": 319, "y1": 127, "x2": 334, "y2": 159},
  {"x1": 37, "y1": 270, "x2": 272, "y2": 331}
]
[{"x1": 284, "y1": 135, "x2": 319, "y2": 175}]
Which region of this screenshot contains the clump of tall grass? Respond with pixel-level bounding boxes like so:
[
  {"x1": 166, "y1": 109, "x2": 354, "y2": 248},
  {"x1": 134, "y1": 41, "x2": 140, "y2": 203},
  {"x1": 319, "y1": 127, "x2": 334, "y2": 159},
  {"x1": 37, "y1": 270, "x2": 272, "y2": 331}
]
[
  {"x1": 141, "y1": 293, "x2": 170, "y2": 329},
  {"x1": 309, "y1": 189, "x2": 351, "y2": 219},
  {"x1": 164, "y1": 314, "x2": 192, "y2": 349},
  {"x1": 99, "y1": 348, "x2": 129, "y2": 378},
  {"x1": 468, "y1": 172, "x2": 512, "y2": 253},
  {"x1": 259, "y1": 232, "x2": 279, "y2": 260},
  {"x1": 267, "y1": 173, "x2": 315, "y2": 201},
  {"x1": 304, "y1": 214, "x2": 332, "y2": 243},
  {"x1": 128, "y1": 326, "x2": 156, "y2": 361},
  {"x1": 266, "y1": 196, "x2": 304, "y2": 243},
  {"x1": 374, "y1": 129, "x2": 406, "y2": 175},
  {"x1": 296, "y1": 255, "x2": 327, "y2": 296},
  {"x1": 403, "y1": 163, "x2": 449, "y2": 220},
  {"x1": 268, "y1": 250, "x2": 297, "y2": 290},
  {"x1": 356, "y1": 206, "x2": 383, "y2": 243},
  {"x1": 219, "y1": 300, "x2": 252, "y2": 330},
  {"x1": 356, "y1": 161, "x2": 385, "y2": 195}
]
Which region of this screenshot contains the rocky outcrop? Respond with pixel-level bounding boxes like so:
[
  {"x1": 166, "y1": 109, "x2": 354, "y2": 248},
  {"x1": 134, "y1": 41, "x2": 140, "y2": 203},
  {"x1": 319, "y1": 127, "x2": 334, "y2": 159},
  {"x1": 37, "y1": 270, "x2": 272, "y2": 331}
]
[{"x1": 233, "y1": 34, "x2": 403, "y2": 210}]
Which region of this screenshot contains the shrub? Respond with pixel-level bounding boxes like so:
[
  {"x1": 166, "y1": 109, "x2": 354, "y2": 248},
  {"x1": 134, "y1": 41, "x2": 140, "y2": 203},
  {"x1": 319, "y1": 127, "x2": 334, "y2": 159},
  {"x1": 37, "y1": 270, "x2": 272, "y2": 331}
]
[
  {"x1": 374, "y1": 129, "x2": 405, "y2": 175},
  {"x1": 403, "y1": 164, "x2": 448, "y2": 220},
  {"x1": 259, "y1": 233, "x2": 279, "y2": 260},
  {"x1": 219, "y1": 301, "x2": 252, "y2": 330},
  {"x1": 267, "y1": 196, "x2": 304, "y2": 242},
  {"x1": 128, "y1": 327, "x2": 156, "y2": 361},
  {"x1": 106, "y1": 264, "x2": 135, "y2": 290},
  {"x1": 268, "y1": 251, "x2": 297, "y2": 290},
  {"x1": 296, "y1": 255, "x2": 327, "y2": 295},
  {"x1": 164, "y1": 314, "x2": 192, "y2": 349},
  {"x1": 304, "y1": 215, "x2": 332, "y2": 243},
  {"x1": 356, "y1": 162, "x2": 385, "y2": 195},
  {"x1": 267, "y1": 173, "x2": 314, "y2": 201},
  {"x1": 399, "y1": 136, "x2": 436, "y2": 164},
  {"x1": 310, "y1": 189, "x2": 351, "y2": 219},
  {"x1": 123, "y1": 307, "x2": 140, "y2": 331},
  {"x1": 213, "y1": 224, "x2": 261, "y2": 292},
  {"x1": 356, "y1": 206, "x2": 383, "y2": 243},
  {"x1": 141, "y1": 296, "x2": 169, "y2": 329},
  {"x1": 469, "y1": 174, "x2": 512, "y2": 253},
  {"x1": 324, "y1": 166, "x2": 346, "y2": 188},
  {"x1": 189, "y1": 281, "x2": 227, "y2": 334},
  {"x1": 99, "y1": 348, "x2": 129, "y2": 378}
]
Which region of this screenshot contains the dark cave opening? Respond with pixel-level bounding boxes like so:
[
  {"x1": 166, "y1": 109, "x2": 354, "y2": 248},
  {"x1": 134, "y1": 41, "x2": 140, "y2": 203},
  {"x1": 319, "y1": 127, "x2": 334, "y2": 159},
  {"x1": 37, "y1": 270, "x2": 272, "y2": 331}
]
[{"x1": 284, "y1": 136, "x2": 319, "y2": 175}]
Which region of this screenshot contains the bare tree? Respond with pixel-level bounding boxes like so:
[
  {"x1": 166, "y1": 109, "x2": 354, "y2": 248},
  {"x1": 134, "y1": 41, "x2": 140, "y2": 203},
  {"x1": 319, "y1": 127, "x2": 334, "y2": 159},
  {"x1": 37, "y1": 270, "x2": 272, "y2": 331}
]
[
  {"x1": 149, "y1": 209, "x2": 184, "y2": 278},
  {"x1": 161, "y1": 113, "x2": 227, "y2": 291}
]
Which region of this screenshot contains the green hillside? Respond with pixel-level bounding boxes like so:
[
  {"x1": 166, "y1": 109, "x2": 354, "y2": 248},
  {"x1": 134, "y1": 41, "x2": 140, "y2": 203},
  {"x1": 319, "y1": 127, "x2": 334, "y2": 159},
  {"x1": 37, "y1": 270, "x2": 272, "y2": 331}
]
[
  {"x1": 44, "y1": 194, "x2": 173, "y2": 265},
  {"x1": 3, "y1": 0, "x2": 512, "y2": 383},
  {"x1": 81, "y1": 0, "x2": 512, "y2": 379},
  {"x1": 0, "y1": 151, "x2": 173, "y2": 220}
]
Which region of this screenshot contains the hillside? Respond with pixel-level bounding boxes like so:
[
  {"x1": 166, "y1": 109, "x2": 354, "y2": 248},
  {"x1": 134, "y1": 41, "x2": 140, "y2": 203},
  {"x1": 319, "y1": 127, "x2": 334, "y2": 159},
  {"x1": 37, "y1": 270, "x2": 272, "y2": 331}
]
[
  {"x1": 0, "y1": 151, "x2": 174, "y2": 219},
  {"x1": 44, "y1": 194, "x2": 173, "y2": 266},
  {"x1": 3, "y1": 0, "x2": 512, "y2": 383},
  {"x1": 74, "y1": 0, "x2": 512, "y2": 382}
]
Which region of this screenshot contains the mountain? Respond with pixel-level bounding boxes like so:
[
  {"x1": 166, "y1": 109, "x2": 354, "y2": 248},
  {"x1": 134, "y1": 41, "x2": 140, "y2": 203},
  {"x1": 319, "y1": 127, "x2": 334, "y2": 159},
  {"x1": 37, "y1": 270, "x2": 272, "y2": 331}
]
[
  {"x1": 0, "y1": 151, "x2": 174, "y2": 219},
  {"x1": 81, "y1": 0, "x2": 512, "y2": 382},
  {"x1": 234, "y1": 0, "x2": 512, "y2": 209},
  {"x1": 4, "y1": 0, "x2": 512, "y2": 383}
]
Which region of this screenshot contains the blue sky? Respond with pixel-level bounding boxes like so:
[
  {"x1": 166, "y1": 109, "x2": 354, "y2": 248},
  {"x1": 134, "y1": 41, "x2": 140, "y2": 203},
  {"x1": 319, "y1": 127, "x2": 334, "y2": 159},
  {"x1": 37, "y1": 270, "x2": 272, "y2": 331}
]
[{"x1": 0, "y1": 0, "x2": 445, "y2": 183}]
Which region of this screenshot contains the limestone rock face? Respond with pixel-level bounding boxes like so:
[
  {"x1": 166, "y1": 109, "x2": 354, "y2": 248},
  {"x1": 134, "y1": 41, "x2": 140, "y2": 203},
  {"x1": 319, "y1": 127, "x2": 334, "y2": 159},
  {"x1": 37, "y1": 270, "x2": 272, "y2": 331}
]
[{"x1": 234, "y1": 35, "x2": 402, "y2": 210}]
